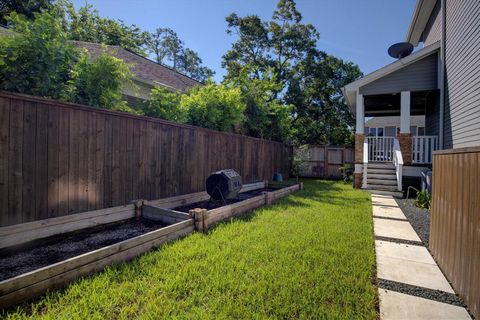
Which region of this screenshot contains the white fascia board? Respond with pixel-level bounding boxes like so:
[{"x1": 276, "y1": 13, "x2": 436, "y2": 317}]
[{"x1": 405, "y1": 0, "x2": 438, "y2": 46}]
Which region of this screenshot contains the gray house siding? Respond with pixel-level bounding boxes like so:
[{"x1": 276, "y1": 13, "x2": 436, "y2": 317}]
[
  {"x1": 425, "y1": 91, "x2": 440, "y2": 137},
  {"x1": 443, "y1": 0, "x2": 480, "y2": 148},
  {"x1": 359, "y1": 53, "x2": 438, "y2": 96},
  {"x1": 423, "y1": 1, "x2": 442, "y2": 46}
]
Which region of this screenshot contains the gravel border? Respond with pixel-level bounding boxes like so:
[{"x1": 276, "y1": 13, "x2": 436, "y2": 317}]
[
  {"x1": 375, "y1": 236, "x2": 424, "y2": 246},
  {"x1": 377, "y1": 278, "x2": 465, "y2": 307},
  {"x1": 395, "y1": 198, "x2": 430, "y2": 246}
]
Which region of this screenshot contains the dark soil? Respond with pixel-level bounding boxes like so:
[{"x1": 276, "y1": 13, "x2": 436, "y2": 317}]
[
  {"x1": 174, "y1": 188, "x2": 276, "y2": 213},
  {"x1": 0, "y1": 218, "x2": 165, "y2": 281},
  {"x1": 395, "y1": 198, "x2": 430, "y2": 247}
]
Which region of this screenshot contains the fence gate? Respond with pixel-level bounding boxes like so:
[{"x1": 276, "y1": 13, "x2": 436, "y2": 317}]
[{"x1": 298, "y1": 145, "x2": 354, "y2": 179}]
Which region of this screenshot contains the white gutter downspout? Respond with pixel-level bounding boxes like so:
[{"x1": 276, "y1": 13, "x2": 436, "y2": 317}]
[{"x1": 439, "y1": 0, "x2": 446, "y2": 149}]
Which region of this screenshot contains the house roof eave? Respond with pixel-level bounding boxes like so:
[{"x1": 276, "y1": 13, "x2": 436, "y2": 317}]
[
  {"x1": 405, "y1": 0, "x2": 438, "y2": 46},
  {"x1": 343, "y1": 41, "x2": 440, "y2": 114}
]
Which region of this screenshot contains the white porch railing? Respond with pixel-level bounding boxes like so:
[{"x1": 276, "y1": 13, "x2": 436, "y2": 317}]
[
  {"x1": 366, "y1": 137, "x2": 395, "y2": 162},
  {"x1": 393, "y1": 138, "x2": 403, "y2": 191},
  {"x1": 412, "y1": 136, "x2": 438, "y2": 164},
  {"x1": 362, "y1": 139, "x2": 368, "y2": 188}
]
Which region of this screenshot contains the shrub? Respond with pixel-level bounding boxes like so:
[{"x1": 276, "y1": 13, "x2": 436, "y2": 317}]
[
  {"x1": 142, "y1": 86, "x2": 187, "y2": 122},
  {"x1": 0, "y1": 11, "x2": 78, "y2": 99},
  {"x1": 181, "y1": 81, "x2": 246, "y2": 132},
  {"x1": 68, "y1": 50, "x2": 135, "y2": 111},
  {"x1": 339, "y1": 164, "x2": 353, "y2": 183},
  {"x1": 415, "y1": 190, "x2": 431, "y2": 210}
]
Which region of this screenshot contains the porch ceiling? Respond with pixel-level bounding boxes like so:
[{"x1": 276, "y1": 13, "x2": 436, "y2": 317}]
[{"x1": 364, "y1": 90, "x2": 438, "y2": 117}]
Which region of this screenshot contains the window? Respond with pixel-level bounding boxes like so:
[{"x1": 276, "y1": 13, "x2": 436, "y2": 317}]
[
  {"x1": 367, "y1": 127, "x2": 384, "y2": 137},
  {"x1": 418, "y1": 127, "x2": 425, "y2": 136},
  {"x1": 410, "y1": 126, "x2": 418, "y2": 136},
  {"x1": 385, "y1": 126, "x2": 397, "y2": 137}
]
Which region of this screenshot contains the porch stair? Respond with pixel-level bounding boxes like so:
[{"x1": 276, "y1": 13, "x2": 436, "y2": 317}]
[{"x1": 363, "y1": 162, "x2": 403, "y2": 198}]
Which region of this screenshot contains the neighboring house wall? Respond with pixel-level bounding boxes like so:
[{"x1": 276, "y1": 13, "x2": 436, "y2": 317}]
[
  {"x1": 443, "y1": 0, "x2": 480, "y2": 148},
  {"x1": 365, "y1": 115, "x2": 425, "y2": 129},
  {"x1": 359, "y1": 53, "x2": 438, "y2": 95},
  {"x1": 422, "y1": 0, "x2": 442, "y2": 46}
]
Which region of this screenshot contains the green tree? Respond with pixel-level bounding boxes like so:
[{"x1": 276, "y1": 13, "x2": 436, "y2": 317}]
[
  {"x1": 0, "y1": 0, "x2": 52, "y2": 25},
  {"x1": 146, "y1": 28, "x2": 214, "y2": 82},
  {"x1": 177, "y1": 48, "x2": 214, "y2": 82},
  {"x1": 67, "y1": 50, "x2": 136, "y2": 112},
  {"x1": 223, "y1": 0, "x2": 318, "y2": 96},
  {"x1": 181, "y1": 81, "x2": 246, "y2": 132},
  {"x1": 286, "y1": 51, "x2": 362, "y2": 145},
  {"x1": 64, "y1": 3, "x2": 149, "y2": 55},
  {"x1": 142, "y1": 86, "x2": 187, "y2": 122},
  {"x1": 0, "y1": 10, "x2": 78, "y2": 99},
  {"x1": 223, "y1": 0, "x2": 361, "y2": 144},
  {"x1": 227, "y1": 67, "x2": 292, "y2": 141}
]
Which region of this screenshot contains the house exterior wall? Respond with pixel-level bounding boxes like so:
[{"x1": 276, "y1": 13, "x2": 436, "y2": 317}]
[
  {"x1": 422, "y1": 0, "x2": 442, "y2": 46},
  {"x1": 425, "y1": 91, "x2": 440, "y2": 136},
  {"x1": 443, "y1": 0, "x2": 480, "y2": 148},
  {"x1": 359, "y1": 53, "x2": 438, "y2": 96},
  {"x1": 365, "y1": 115, "x2": 425, "y2": 130}
]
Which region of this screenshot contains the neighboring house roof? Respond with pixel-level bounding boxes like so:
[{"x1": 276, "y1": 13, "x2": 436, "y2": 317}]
[
  {"x1": 405, "y1": 0, "x2": 438, "y2": 46},
  {"x1": 342, "y1": 41, "x2": 440, "y2": 111},
  {"x1": 73, "y1": 41, "x2": 203, "y2": 92}
]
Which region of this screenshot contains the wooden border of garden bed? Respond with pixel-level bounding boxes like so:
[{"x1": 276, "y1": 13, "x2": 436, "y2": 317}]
[{"x1": 0, "y1": 181, "x2": 301, "y2": 309}]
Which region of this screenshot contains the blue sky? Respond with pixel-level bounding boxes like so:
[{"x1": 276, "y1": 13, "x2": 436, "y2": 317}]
[{"x1": 71, "y1": 0, "x2": 417, "y2": 82}]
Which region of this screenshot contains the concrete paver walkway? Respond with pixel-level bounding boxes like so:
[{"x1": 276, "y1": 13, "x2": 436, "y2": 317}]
[{"x1": 371, "y1": 194, "x2": 471, "y2": 320}]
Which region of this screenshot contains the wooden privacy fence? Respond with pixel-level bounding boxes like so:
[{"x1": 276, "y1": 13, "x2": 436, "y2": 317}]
[
  {"x1": 430, "y1": 147, "x2": 480, "y2": 319},
  {"x1": 298, "y1": 145, "x2": 354, "y2": 178},
  {"x1": 0, "y1": 91, "x2": 291, "y2": 227}
]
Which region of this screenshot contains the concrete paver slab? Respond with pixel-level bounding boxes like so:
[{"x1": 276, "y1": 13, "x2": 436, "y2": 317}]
[
  {"x1": 371, "y1": 195, "x2": 399, "y2": 207},
  {"x1": 377, "y1": 255, "x2": 454, "y2": 293},
  {"x1": 375, "y1": 240, "x2": 436, "y2": 265},
  {"x1": 372, "y1": 205, "x2": 407, "y2": 220},
  {"x1": 373, "y1": 218, "x2": 421, "y2": 242},
  {"x1": 379, "y1": 289, "x2": 471, "y2": 320}
]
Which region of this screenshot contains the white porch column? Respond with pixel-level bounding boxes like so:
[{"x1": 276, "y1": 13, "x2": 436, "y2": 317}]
[
  {"x1": 399, "y1": 91, "x2": 412, "y2": 165},
  {"x1": 400, "y1": 91, "x2": 411, "y2": 133},
  {"x1": 354, "y1": 92, "x2": 365, "y2": 188},
  {"x1": 356, "y1": 92, "x2": 364, "y2": 134}
]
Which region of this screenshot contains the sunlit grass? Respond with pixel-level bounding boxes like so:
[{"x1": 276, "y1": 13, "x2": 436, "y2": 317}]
[{"x1": 4, "y1": 180, "x2": 377, "y2": 319}]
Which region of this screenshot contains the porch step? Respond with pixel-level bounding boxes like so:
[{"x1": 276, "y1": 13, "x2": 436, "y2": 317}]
[
  {"x1": 363, "y1": 188, "x2": 403, "y2": 198},
  {"x1": 368, "y1": 178, "x2": 398, "y2": 186},
  {"x1": 367, "y1": 162, "x2": 395, "y2": 169},
  {"x1": 367, "y1": 184, "x2": 399, "y2": 192},
  {"x1": 367, "y1": 168, "x2": 396, "y2": 175},
  {"x1": 368, "y1": 173, "x2": 397, "y2": 180}
]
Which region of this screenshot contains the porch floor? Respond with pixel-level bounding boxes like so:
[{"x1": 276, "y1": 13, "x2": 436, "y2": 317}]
[{"x1": 371, "y1": 194, "x2": 471, "y2": 320}]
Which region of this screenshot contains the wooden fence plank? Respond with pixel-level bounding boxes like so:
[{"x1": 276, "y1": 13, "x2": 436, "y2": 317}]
[
  {"x1": 8, "y1": 98, "x2": 23, "y2": 225},
  {"x1": 0, "y1": 98, "x2": 10, "y2": 226}
]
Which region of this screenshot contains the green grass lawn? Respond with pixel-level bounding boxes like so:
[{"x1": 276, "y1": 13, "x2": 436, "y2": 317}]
[{"x1": 4, "y1": 180, "x2": 377, "y2": 319}]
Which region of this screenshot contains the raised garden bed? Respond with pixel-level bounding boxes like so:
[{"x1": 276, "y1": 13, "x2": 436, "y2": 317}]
[{"x1": 0, "y1": 181, "x2": 301, "y2": 309}]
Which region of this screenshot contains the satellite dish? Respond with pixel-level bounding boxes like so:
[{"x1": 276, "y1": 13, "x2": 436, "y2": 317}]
[{"x1": 388, "y1": 42, "x2": 414, "y2": 59}]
